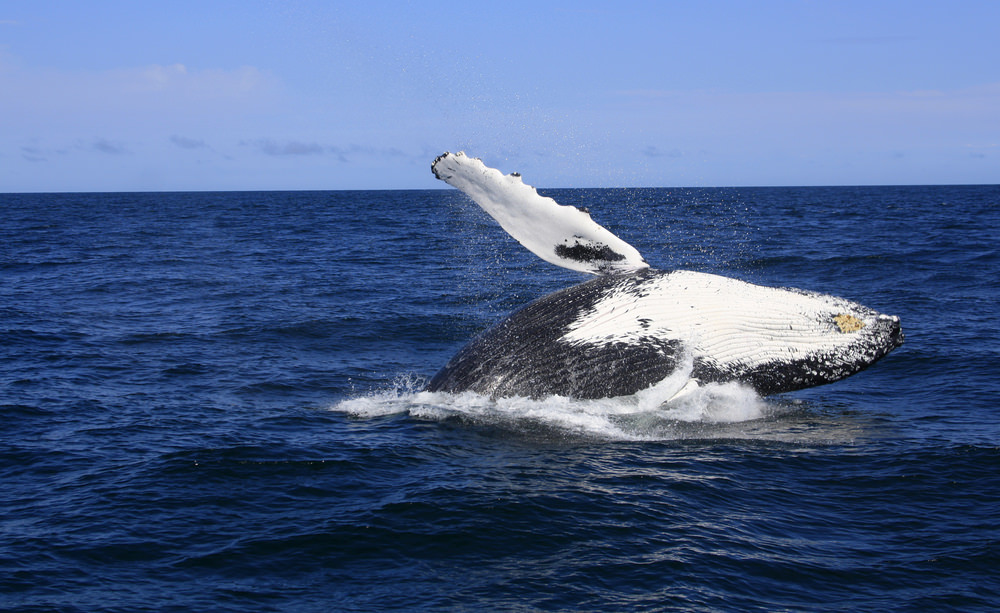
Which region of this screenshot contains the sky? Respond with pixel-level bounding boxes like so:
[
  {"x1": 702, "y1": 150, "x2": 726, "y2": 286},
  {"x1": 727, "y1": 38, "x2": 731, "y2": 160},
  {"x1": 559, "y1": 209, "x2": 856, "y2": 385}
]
[{"x1": 1, "y1": 0, "x2": 998, "y2": 192}]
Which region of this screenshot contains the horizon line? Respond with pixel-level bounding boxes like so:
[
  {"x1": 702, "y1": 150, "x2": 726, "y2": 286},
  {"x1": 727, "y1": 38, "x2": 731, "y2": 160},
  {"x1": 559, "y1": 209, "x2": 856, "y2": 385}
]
[{"x1": 3, "y1": 182, "x2": 998, "y2": 196}]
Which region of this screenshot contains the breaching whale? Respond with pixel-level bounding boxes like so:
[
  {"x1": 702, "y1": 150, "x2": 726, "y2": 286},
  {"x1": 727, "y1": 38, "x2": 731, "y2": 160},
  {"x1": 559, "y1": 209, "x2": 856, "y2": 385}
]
[{"x1": 427, "y1": 152, "x2": 903, "y2": 401}]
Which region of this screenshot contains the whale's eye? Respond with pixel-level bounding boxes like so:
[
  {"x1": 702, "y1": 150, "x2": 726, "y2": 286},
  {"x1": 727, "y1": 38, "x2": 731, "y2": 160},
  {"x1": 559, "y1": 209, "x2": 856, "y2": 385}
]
[{"x1": 833, "y1": 314, "x2": 865, "y2": 333}]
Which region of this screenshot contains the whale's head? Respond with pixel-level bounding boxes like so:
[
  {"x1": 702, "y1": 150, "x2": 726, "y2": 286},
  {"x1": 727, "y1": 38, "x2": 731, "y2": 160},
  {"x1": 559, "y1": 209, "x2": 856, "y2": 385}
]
[
  {"x1": 559, "y1": 270, "x2": 904, "y2": 397},
  {"x1": 689, "y1": 283, "x2": 905, "y2": 396}
]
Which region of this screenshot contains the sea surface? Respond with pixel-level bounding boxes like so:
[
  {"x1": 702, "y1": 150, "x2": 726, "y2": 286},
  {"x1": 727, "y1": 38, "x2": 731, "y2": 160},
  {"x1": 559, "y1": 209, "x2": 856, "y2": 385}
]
[{"x1": 2, "y1": 184, "x2": 998, "y2": 612}]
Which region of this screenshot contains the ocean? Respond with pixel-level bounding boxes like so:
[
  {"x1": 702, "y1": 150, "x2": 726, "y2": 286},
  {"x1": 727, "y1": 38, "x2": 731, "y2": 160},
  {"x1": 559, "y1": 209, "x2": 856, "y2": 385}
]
[{"x1": 2, "y1": 184, "x2": 998, "y2": 611}]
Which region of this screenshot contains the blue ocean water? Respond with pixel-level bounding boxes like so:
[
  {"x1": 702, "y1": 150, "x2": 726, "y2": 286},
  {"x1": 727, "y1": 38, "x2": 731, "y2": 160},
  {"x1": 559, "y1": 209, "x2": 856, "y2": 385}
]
[{"x1": 2, "y1": 184, "x2": 998, "y2": 611}]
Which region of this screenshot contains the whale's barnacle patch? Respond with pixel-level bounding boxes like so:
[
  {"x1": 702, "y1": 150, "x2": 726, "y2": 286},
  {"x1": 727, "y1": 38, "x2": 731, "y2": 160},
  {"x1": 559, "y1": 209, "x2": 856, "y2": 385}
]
[{"x1": 833, "y1": 313, "x2": 865, "y2": 333}]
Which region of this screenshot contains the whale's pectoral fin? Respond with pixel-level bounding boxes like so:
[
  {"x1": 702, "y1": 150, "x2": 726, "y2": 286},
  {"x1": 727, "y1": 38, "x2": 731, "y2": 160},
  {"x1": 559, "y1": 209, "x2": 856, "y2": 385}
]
[{"x1": 432, "y1": 152, "x2": 649, "y2": 275}]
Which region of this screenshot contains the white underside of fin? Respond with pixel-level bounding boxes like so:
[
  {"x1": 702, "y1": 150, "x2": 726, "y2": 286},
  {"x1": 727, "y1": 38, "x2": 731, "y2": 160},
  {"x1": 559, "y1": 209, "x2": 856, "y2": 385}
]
[{"x1": 432, "y1": 152, "x2": 648, "y2": 275}]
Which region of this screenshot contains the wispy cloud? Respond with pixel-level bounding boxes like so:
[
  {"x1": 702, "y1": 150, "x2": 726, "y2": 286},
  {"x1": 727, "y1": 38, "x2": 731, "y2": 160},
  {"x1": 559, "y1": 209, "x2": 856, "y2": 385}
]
[
  {"x1": 0, "y1": 60, "x2": 282, "y2": 120},
  {"x1": 964, "y1": 142, "x2": 997, "y2": 158},
  {"x1": 327, "y1": 143, "x2": 406, "y2": 162},
  {"x1": 21, "y1": 138, "x2": 130, "y2": 161},
  {"x1": 170, "y1": 135, "x2": 209, "y2": 150},
  {"x1": 241, "y1": 140, "x2": 408, "y2": 161},
  {"x1": 244, "y1": 139, "x2": 325, "y2": 156},
  {"x1": 21, "y1": 146, "x2": 47, "y2": 162},
  {"x1": 85, "y1": 138, "x2": 130, "y2": 155},
  {"x1": 18, "y1": 141, "x2": 68, "y2": 162},
  {"x1": 121, "y1": 64, "x2": 276, "y2": 99}
]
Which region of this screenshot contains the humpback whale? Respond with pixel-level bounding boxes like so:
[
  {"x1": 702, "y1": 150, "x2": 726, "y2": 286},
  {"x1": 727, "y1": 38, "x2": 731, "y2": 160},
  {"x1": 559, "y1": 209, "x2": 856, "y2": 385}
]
[{"x1": 427, "y1": 152, "x2": 903, "y2": 401}]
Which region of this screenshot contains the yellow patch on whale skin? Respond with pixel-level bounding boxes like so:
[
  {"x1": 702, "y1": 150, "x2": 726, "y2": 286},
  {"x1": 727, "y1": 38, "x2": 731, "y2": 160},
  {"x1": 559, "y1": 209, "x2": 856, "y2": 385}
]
[{"x1": 834, "y1": 314, "x2": 865, "y2": 333}]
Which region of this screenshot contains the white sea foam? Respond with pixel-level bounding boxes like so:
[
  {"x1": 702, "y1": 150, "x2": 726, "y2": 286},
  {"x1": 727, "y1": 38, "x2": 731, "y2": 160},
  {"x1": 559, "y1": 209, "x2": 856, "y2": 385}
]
[{"x1": 330, "y1": 370, "x2": 773, "y2": 441}]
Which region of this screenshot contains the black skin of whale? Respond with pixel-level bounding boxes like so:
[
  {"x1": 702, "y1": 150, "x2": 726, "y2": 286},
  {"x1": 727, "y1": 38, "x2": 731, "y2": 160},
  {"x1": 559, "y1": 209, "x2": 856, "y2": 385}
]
[{"x1": 425, "y1": 269, "x2": 904, "y2": 400}]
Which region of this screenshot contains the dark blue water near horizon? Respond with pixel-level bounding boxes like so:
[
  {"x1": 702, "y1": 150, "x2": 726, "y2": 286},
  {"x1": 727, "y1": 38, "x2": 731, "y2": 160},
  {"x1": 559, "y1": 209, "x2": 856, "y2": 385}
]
[{"x1": 2, "y1": 185, "x2": 999, "y2": 611}]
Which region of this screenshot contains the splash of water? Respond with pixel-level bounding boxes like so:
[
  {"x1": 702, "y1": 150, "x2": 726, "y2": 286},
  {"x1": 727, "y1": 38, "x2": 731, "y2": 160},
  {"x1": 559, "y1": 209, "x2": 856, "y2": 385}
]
[{"x1": 331, "y1": 368, "x2": 773, "y2": 441}]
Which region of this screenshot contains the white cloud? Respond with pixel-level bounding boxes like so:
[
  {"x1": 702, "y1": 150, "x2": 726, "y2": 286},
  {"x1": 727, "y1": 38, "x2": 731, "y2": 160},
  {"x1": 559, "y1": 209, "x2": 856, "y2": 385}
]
[
  {"x1": 0, "y1": 54, "x2": 282, "y2": 122},
  {"x1": 110, "y1": 63, "x2": 278, "y2": 100}
]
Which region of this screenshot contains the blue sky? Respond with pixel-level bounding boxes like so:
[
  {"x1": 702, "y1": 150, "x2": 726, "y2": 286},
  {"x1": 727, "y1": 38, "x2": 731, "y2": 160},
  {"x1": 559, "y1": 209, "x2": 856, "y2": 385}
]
[{"x1": 1, "y1": 1, "x2": 998, "y2": 192}]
